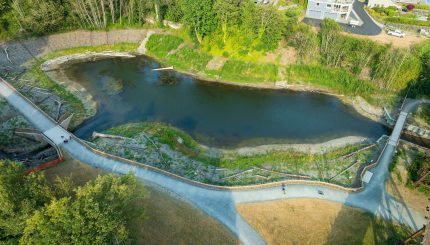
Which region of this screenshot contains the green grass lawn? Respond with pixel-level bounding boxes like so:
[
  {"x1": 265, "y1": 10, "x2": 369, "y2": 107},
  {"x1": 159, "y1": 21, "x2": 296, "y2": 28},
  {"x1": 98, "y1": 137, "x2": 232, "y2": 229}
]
[
  {"x1": 220, "y1": 59, "x2": 279, "y2": 83},
  {"x1": 286, "y1": 64, "x2": 377, "y2": 96}
]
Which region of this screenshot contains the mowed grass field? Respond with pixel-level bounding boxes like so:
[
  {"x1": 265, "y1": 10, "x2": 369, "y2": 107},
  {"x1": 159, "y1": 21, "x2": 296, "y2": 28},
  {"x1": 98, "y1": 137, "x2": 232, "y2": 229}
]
[
  {"x1": 237, "y1": 199, "x2": 413, "y2": 245},
  {"x1": 44, "y1": 153, "x2": 239, "y2": 245}
]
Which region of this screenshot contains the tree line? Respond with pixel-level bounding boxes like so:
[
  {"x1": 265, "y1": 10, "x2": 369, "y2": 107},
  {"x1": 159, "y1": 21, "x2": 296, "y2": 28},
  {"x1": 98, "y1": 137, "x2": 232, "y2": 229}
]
[
  {"x1": 286, "y1": 16, "x2": 422, "y2": 92},
  {"x1": 0, "y1": 0, "x2": 285, "y2": 51},
  {"x1": 0, "y1": 160, "x2": 144, "y2": 244},
  {"x1": 1, "y1": 0, "x2": 429, "y2": 92}
]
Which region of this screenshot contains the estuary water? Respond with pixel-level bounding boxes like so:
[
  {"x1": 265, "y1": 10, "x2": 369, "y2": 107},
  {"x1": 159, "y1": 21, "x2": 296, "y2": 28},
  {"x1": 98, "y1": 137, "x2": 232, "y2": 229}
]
[{"x1": 65, "y1": 56, "x2": 388, "y2": 148}]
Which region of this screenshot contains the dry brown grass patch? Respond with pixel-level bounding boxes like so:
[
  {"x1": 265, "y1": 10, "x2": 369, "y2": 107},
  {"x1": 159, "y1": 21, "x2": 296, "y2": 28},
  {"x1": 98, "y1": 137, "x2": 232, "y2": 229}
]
[{"x1": 237, "y1": 198, "x2": 411, "y2": 245}]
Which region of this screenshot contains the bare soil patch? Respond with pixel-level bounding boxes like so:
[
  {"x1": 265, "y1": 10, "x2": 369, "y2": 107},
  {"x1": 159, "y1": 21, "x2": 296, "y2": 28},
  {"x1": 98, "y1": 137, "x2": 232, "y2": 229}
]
[
  {"x1": 206, "y1": 56, "x2": 227, "y2": 70},
  {"x1": 265, "y1": 47, "x2": 297, "y2": 66},
  {"x1": 346, "y1": 32, "x2": 428, "y2": 48}
]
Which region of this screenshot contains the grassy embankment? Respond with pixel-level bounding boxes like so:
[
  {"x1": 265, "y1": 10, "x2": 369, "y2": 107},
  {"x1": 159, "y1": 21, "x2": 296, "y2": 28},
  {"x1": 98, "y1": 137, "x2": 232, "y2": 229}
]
[
  {"x1": 0, "y1": 97, "x2": 32, "y2": 148},
  {"x1": 237, "y1": 199, "x2": 415, "y2": 245},
  {"x1": 412, "y1": 104, "x2": 430, "y2": 129},
  {"x1": 145, "y1": 34, "x2": 378, "y2": 99},
  {"x1": 19, "y1": 43, "x2": 138, "y2": 128},
  {"x1": 391, "y1": 143, "x2": 430, "y2": 196},
  {"x1": 44, "y1": 152, "x2": 239, "y2": 244},
  {"x1": 96, "y1": 122, "x2": 379, "y2": 186}
]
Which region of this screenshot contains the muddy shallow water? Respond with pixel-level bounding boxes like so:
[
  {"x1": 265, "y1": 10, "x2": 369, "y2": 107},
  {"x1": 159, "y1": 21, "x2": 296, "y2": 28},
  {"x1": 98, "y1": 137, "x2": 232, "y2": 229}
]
[{"x1": 64, "y1": 56, "x2": 388, "y2": 148}]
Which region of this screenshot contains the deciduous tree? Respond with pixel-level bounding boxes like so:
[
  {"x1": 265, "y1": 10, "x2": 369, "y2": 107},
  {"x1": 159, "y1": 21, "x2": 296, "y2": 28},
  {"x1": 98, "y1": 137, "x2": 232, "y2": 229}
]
[
  {"x1": 20, "y1": 174, "x2": 144, "y2": 244},
  {"x1": 180, "y1": 0, "x2": 217, "y2": 44}
]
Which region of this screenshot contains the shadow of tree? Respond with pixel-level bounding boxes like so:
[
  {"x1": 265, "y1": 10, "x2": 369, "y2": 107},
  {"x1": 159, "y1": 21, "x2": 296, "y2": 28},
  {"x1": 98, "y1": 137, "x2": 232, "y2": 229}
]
[{"x1": 324, "y1": 202, "x2": 414, "y2": 245}]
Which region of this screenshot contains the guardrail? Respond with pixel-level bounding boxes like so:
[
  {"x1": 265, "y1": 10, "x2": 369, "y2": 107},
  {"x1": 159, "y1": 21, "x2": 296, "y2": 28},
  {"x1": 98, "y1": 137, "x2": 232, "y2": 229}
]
[
  {"x1": 25, "y1": 157, "x2": 65, "y2": 174},
  {"x1": 1, "y1": 77, "x2": 389, "y2": 193}
]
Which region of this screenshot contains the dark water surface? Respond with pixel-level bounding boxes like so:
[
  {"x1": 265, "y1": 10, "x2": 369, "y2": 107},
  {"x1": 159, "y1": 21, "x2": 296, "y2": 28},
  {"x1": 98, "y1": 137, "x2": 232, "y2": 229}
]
[{"x1": 67, "y1": 56, "x2": 388, "y2": 148}]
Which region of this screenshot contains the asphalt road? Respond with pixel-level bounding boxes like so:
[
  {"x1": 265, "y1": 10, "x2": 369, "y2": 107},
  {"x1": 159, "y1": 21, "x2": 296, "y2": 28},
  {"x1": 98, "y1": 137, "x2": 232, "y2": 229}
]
[{"x1": 304, "y1": 0, "x2": 382, "y2": 35}]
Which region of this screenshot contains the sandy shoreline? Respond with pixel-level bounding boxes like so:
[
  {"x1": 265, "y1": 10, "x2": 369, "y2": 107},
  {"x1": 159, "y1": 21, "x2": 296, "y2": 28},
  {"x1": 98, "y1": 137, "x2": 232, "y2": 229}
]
[{"x1": 224, "y1": 136, "x2": 371, "y2": 156}]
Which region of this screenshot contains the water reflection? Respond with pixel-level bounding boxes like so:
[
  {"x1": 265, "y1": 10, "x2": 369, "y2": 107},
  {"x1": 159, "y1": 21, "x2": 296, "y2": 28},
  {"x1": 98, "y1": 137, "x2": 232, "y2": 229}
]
[{"x1": 66, "y1": 56, "x2": 388, "y2": 148}]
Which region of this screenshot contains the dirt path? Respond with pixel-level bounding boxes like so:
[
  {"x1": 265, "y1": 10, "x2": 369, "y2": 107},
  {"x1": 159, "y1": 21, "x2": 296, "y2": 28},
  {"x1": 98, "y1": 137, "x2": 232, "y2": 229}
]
[{"x1": 346, "y1": 32, "x2": 428, "y2": 48}]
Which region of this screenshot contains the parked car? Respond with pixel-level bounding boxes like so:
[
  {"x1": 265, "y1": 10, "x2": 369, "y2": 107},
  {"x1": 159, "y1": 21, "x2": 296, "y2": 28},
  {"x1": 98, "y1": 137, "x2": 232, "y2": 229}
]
[
  {"x1": 349, "y1": 19, "x2": 360, "y2": 27},
  {"x1": 419, "y1": 28, "x2": 430, "y2": 37},
  {"x1": 387, "y1": 29, "x2": 406, "y2": 38}
]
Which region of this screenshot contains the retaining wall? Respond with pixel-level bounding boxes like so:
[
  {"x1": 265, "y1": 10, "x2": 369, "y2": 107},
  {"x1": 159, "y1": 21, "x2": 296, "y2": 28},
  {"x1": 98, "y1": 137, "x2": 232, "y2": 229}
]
[{"x1": 0, "y1": 29, "x2": 151, "y2": 71}]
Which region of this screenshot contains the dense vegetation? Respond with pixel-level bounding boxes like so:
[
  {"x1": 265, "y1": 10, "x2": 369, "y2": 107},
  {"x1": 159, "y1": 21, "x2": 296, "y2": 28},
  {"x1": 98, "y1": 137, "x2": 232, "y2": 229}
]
[
  {"x1": 147, "y1": 18, "x2": 426, "y2": 100},
  {"x1": 393, "y1": 145, "x2": 430, "y2": 195},
  {"x1": 1, "y1": 0, "x2": 430, "y2": 102},
  {"x1": 367, "y1": 5, "x2": 430, "y2": 27},
  {"x1": 0, "y1": 160, "x2": 144, "y2": 244}
]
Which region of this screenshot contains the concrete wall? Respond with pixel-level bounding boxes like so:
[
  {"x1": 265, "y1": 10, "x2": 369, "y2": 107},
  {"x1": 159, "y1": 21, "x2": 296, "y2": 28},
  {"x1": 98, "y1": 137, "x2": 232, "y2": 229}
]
[
  {"x1": 0, "y1": 29, "x2": 150, "y2": 72},
  {"x1": 367, "y1": 0, "x2": 396, "y2": 8}
]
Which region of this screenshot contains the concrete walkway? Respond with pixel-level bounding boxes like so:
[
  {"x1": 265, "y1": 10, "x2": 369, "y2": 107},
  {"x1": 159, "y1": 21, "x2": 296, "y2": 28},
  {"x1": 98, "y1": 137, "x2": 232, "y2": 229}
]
[{"x1": 0, "y1": 78, "x2": 428, "y2": 244}]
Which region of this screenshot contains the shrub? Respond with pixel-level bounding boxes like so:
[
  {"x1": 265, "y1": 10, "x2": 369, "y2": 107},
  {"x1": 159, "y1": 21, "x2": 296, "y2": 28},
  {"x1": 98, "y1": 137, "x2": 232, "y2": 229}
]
[
  {"x1": 166, "y1": 47, "x2": 212, "y2": 72},
  {"x1": 286, "y1": 64, "x2": 376, "y2": 95},
  {"x1": 385, "y1": 16, "x2": 430, "y2": 26},
  {"x1": 406, "y1": 4, "x2": 415, "y2": 11}
]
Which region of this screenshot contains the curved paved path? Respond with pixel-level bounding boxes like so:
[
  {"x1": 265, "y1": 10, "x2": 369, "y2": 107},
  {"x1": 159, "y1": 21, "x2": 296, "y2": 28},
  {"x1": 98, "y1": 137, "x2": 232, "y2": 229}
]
[{"x1": 0, "y1": 78, "x2": 428, "y2": 244}]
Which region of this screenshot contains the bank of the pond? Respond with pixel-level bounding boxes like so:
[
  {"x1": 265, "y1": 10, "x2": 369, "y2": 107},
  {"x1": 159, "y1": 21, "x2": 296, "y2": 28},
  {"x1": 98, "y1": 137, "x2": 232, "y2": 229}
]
[
  {"x1": 87, "y1": 121, "x2": 385, "y2": 186},
  {"x1": 0, "y1": 29, "x2": 402, "y2": 125},
  {"x1": 22, "y1": 45, "x2": 140, "y2": 127},
  {"x1": 144, "y1": 33, "x2": 392, "y2": 122},
  {"x1": 40, "y1": 49, "x2": 386, "y2": 127}
]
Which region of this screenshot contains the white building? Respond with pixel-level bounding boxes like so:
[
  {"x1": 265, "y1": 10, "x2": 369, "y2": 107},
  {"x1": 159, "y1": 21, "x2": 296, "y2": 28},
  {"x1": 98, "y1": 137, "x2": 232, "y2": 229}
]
[
  {"x1": 367, "y1": 0, "x2": 397, "y2": 7},
  {"x1": 306, "y1": 0, "x2": 354, "y2": 23}
]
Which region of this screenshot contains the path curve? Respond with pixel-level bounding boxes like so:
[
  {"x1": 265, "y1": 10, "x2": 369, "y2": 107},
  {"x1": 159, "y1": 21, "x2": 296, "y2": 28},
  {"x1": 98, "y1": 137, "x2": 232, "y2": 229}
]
[{"x1": 0, "y1": 78, "x2": 428, "y2": 244}]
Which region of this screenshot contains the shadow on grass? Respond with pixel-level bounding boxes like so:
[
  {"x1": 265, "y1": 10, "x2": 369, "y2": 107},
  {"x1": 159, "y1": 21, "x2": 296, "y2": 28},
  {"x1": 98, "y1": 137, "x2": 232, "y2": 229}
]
[{"x1": 324, "y1": 202, "x2": 414, "y2": 245}]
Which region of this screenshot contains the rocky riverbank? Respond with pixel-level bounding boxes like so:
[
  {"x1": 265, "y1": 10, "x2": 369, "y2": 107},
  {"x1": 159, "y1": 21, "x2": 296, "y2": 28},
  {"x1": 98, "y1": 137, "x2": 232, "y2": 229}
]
[{"x1": 41, "y1": 51, "x2": 137, "y2": 118}]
